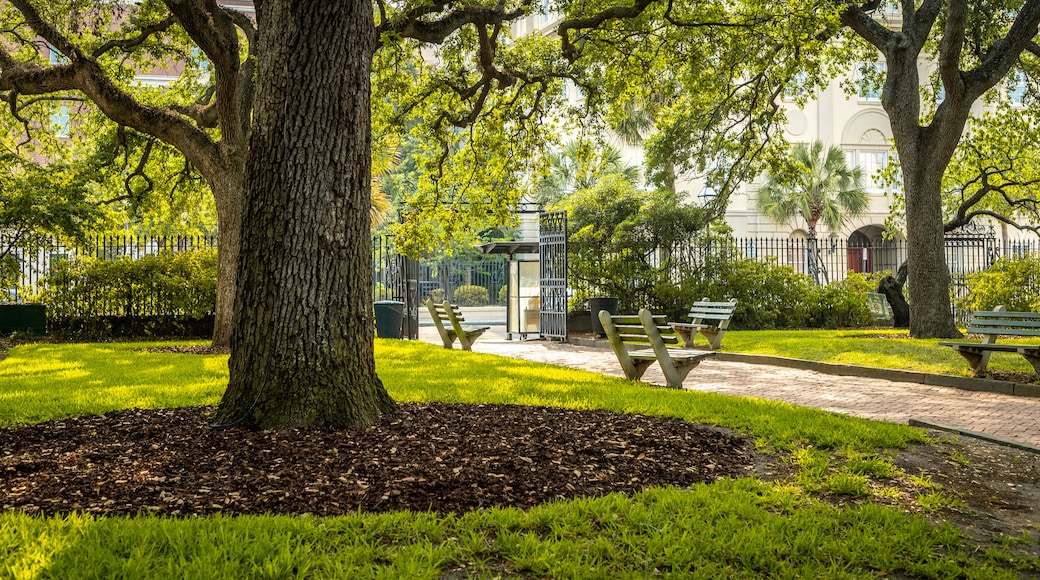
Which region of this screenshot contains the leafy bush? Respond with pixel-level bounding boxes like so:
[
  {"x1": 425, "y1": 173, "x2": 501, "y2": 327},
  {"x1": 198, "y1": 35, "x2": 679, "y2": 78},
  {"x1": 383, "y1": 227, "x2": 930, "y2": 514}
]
[
  {"x1": 453, "y1": 285, "x2": 489, "y2": 306},
  {"x1": 39, "y1": 249, "x2": 217, "y2": 322},
  {"x1": 661, "y1": 256, "x2": 877, "y2": 330},
  {"x1": 563, "y1": 177, "x2": 706, "y2": 312},
  {"x1": 804, "y1": 272, "x2": 876, "y2": 329},
  {"x1": 699, "y1": 257, "x2": 815, "y2": 329},
  {"x1": 427, "y1": 288, "x2": 445, "y2": 304},
  {"x1": 497, "y1": 284, "x2": 508, "y2": 305},
  {"x1": 958, "y1": 254, "x2": 1040, "y2": 312}
]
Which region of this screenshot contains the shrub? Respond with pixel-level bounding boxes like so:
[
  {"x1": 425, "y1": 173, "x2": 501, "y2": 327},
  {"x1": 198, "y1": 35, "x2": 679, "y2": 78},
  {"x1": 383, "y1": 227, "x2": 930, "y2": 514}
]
[
  {"x1": 453, "y1": 285, "x2": 489, "y2": 306},
  {"x1": 685, "y1": 257, "x2": 814, "y2": 329},
  {"x1": 958, "y1": 254, "x2": 1040, "y2": 312},
  {"x1": 427, "y1": 287, "x2": 445, "y2": 304},
  {"x1": 804, "y1": 272, "x2": 876, "y2": 329},
  {"x1": 497, "y1": 284, "x2": 508, "y2": 305},
  {"x1": 39, "y1": 249, "x2": 217, "y2": 323}
]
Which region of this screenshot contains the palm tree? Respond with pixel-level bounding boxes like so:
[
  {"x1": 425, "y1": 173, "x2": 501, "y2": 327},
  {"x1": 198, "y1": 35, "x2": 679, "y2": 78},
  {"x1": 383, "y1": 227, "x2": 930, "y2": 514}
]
[
  {"x1": 534, "y1": 140, "x2": 641, "y2": 206},
  {"x1": 370, "y1": 142, "x2": 398, "y2": 228},
  {"x1": 757, "y1": 140, "x2": 868, "y2": 284}
]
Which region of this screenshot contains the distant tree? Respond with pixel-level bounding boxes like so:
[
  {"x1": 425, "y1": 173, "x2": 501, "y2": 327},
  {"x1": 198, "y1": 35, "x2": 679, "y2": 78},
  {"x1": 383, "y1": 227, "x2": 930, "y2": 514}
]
[
  {"x1": 534, "y1": 140, "x2": 641, "y2": 207},
  {"x1": 563, "y1": 176, "x2": 705, "y2": 311},
  {"x1": 757, "y1": 141, "x2": 867, "y2": 284}
]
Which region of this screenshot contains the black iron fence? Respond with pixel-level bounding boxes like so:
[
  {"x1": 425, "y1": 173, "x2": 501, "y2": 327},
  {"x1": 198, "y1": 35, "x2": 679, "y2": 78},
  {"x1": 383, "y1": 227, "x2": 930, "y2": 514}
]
[
  {"x1": 7, "y1": 231, "x2": 1037, "y2": 322},
  {"x1": 2, "y1": 234, "x2": 218, "y2": 302},
  {"x1": 372, "y1": 235, "x2": 507, "y2": 307}
]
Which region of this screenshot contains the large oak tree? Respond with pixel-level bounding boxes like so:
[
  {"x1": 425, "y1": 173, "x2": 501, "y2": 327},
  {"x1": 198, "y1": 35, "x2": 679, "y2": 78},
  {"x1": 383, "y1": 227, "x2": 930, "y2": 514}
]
[
  {"x1": 3, "y1": 0, "x2": 1038, "y2": 429},
  {"x1": 562, "y1": 0, "x2": 1040, "y2": 338}
]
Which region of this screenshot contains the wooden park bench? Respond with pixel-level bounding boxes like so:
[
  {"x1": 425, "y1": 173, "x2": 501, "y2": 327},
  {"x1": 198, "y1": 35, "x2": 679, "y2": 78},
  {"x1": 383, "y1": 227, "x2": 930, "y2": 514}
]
[
  {"x1": 938, "y1": 306, "x2": 1040, "y2": 376},
  {"x1": 599, "y1": 308, "x2": 715, "y2": 389},
  {"x1": 670, "y1": 297, "x2": 738, "y2": 350},
  {"x1": 425, "y1": 299, "x2": 490, "y2": 351}
]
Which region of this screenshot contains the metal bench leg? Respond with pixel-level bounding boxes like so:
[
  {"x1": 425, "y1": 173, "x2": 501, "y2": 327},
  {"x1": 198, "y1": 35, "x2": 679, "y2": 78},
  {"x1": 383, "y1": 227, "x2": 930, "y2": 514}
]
[
  {"x1": 1021, "y1": 352, "x2": 1040, "y2": 374},
  {"x1": 700, "y1": 328, "x2": 723, "y2": 350},
  {"x1": 956, "y1": 350, "x2": 992, "y2": 375}
]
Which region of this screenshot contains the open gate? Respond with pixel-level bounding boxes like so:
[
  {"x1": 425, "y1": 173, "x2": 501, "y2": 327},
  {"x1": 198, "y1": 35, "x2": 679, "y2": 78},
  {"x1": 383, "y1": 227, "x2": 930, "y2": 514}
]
[
  {"x1": 372, "y1": 233, "x2": 419, "y2": 339},
  {"x1": 539, "y1": 210, "x2": 568, "y2": 341}
]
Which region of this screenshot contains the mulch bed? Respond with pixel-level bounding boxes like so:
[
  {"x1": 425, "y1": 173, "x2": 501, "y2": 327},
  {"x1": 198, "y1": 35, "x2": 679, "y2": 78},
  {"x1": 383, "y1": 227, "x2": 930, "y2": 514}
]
[{"x1": 0, "y1": 403, "x2": 755, "y2": 517}]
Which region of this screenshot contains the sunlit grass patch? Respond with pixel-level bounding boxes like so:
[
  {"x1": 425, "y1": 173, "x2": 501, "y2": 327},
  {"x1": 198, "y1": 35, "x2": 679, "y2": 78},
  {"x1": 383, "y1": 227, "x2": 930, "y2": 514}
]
[
  {"x1": 723, "y1": 329, "x2": 1040, "y2": 377},
  {"x1": 0, "y1": 482, "x2": 1026, "y2": 579}
]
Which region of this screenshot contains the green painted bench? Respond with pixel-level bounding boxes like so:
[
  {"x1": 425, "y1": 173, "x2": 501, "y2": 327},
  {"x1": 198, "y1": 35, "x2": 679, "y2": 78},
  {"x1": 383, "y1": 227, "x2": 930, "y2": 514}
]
[
  {"x1": 426, "y1": 299, "x2": 490, "y2": 351},
  {"x1": 670, "y1": 297, "x2": 738, "y2": 350},
  {"x1": 599, "y1": 309, "x2": 715, "y2": 389},
  {"x1": 938, "y1": 307, "x2": 1040, "y2": 376}
]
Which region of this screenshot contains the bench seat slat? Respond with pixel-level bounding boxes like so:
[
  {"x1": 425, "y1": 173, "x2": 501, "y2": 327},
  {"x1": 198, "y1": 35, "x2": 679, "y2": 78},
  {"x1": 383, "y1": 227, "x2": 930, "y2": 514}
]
[{"x1": 939, "y1": 342, "x2": 1026, "y2": 352}]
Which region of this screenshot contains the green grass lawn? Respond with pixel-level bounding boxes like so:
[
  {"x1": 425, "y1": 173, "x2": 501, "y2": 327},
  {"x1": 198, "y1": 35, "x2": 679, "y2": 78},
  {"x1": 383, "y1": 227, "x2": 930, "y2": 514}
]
[
  {"x1": 1, "y1": 338, "x2": 1037, "y2": 578},
  {"x1": 722, "y1": 328, "x2": 1040, "y2": 378}
]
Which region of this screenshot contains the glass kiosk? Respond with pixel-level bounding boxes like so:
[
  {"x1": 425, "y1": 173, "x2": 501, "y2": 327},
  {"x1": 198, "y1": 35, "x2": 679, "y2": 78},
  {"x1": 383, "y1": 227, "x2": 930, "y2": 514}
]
[
  {"x1": 478, "y1": 241, "x2": 540, "y2": 340},
  {"x1": 507, "y1": 256, "x2": 540, "y2": 340}
]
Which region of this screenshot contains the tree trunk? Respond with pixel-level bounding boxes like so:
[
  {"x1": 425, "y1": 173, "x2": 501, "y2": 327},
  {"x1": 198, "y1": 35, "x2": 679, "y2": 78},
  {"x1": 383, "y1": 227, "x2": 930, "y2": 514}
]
[
  {"x1": 882, "y1": 45, "x2": 962, "y2": 339},
  {"x1": 897, "y1": 144, "x2": 963, "y2": 338},
  {"x1": 210, "y1": 169, "x2": 244, "y2": 349},
  {"x1": 212, "y1": 0, "x2": 396, "y2": 430}
]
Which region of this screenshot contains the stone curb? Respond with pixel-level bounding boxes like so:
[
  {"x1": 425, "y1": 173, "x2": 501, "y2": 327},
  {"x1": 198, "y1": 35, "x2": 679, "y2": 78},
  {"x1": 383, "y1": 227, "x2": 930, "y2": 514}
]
[
  {"x1": 567, "y1": 336, "x2": 1039, "y2": 399},
  {"x1": 908, "y1": 419, "x2": 1040, "y2": 454}
]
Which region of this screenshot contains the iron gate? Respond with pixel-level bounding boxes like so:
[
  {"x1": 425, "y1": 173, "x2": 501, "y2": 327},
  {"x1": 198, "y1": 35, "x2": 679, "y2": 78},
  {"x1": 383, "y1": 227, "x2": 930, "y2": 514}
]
[
  {"x1": 539, "y1": 210, "x2": 568, "y2": 341},
  {"x1": 945, "y1": 223, "x2": 1000, "y2": 324},
  {"x1": 372, "y1": 234, "x2": 419, "y2": 339}
]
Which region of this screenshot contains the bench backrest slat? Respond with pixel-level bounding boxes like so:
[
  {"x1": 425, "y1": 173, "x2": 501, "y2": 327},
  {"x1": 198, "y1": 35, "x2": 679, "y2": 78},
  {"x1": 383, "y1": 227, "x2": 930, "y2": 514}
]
[
  {"x1": 608, "y1": 313, "x2": 681, "y2": 347},
  {"x1": 972, "y1": 310, "x2": 1040, "y2": 320},
  {"x1": 965, "y1": 307, "x2": 1040, "y2": 338},
  {"x1": 688, "y1": 298, "x2": 738, "y2": 323}
]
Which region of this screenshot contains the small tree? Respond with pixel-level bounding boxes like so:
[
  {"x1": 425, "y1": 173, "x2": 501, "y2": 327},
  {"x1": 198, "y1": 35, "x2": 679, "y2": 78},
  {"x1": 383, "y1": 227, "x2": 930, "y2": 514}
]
[
  {"x1": 563, "y1": 176, "x2": 705, "y2": 312},
  {"x1": 757, "y1": 141, "x2": 868, "y2": 284}
]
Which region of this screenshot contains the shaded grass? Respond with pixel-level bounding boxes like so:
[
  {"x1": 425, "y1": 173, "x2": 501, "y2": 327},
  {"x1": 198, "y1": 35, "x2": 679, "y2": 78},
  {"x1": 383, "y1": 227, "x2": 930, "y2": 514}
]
[
  {"x1": 2, "y1": 482, "x2": 1031, "y2": 579},
  {"x1": 722, "y1": 328, "x2": 1040, "y2": 377}
]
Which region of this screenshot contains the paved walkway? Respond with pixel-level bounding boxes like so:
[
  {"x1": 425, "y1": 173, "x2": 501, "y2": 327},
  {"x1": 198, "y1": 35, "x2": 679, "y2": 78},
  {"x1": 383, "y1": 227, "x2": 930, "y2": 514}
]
[{"x1": 417, "y1": 327, "x2": 1040, "y2": 448}]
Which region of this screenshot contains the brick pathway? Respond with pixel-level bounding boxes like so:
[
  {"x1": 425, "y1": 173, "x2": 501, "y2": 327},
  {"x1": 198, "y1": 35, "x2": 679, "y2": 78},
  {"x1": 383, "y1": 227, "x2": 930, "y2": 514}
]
[{"x1": 417, "y1": 328, "x2": 1040, "y2": 447}]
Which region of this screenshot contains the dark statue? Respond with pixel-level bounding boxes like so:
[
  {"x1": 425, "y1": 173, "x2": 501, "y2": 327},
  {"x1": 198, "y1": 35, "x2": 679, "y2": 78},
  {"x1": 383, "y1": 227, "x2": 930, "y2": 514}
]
[{"x1": 877, "y1": 263, "x2": 910, "y2": 328}]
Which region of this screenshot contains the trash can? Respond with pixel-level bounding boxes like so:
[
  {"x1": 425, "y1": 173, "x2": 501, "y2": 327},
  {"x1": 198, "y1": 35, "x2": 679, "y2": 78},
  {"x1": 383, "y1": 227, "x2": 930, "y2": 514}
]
[
  {"x1": 589, "y1": 296, "x2": 619, "y2": 337},
  {"x1": 373, "y1": 300, "x2": 405, "y2": 339},
  {"x1": 0, "y1": 303, "x2": 46, "y2": 335}
]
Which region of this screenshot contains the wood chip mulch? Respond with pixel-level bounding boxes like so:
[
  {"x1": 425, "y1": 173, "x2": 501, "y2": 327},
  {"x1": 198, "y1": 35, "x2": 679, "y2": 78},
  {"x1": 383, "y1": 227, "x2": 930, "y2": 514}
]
[{"x1": 0, "y1": 403, "x2": 755, "y2": 517}]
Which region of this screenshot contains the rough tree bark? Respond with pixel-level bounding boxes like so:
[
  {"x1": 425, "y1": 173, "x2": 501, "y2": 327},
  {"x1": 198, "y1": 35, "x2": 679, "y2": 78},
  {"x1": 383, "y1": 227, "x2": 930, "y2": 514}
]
[{"x1": 212, "y1": 0, "x2": 397, "y2": 430}]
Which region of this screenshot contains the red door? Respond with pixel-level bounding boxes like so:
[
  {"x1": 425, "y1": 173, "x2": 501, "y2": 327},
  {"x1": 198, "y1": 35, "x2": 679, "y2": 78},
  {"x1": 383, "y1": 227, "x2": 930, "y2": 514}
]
[{"x1": 847, "y1": 231, "x2": 872, "y2": 273}]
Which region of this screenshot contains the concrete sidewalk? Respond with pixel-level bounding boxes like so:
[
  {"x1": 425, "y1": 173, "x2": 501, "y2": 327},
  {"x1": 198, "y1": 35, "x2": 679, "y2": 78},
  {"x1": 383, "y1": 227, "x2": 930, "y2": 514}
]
[{"x1": 415, "y1": 325, "x2": 1040, "y2": 449}]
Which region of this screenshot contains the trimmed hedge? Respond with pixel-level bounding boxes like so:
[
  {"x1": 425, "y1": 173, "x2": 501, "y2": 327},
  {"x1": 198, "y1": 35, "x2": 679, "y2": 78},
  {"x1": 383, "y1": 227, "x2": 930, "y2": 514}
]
[
  {"x1": 453, "y1": 284, "x2": 490, "y2": 307},
  {"x1": 37, "y1": 249, "x2": 217, "y2": 337}
]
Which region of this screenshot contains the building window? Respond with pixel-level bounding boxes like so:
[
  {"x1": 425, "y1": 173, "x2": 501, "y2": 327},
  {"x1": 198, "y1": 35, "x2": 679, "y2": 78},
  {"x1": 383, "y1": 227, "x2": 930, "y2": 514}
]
[
  {"x1": 783, "y1": 72, "x2": 807, "y2": 101},
  {"x1": 1008, "y1": 71, "x2": 1028, "y2": 107},
  {"x1": 845, "y1": 149, "x2": 889, "y2": 192},
  {"x1": 858, "y1": 61, "x2": 886, "y2": 102},
  {"x1": 51, "y1": 105, "x2": 69, "y2": 138},
  {"x1": 48, "y1": 45, "x2": 68, "y2": 65}
]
